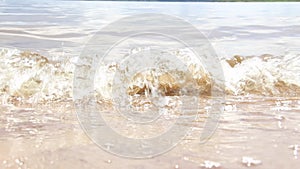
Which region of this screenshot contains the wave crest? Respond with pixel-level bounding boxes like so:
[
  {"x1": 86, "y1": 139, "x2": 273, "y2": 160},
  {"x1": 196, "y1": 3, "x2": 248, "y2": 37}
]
[{"x1": 0, "y1": 48, "x2": 299, "y2": 105}]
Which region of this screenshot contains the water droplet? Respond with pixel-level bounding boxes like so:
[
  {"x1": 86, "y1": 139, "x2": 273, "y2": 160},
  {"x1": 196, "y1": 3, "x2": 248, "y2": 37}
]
[
  {"x1": 104, "y1": 143, "x2": 114, "y2": 150},
  {"x1": 278, "y1": 121, "x2": 282, "y2": 129},
  {"x1": 106, "y1": 159, "x2": 112, "y2": 164},
  {"x1": 242, "y1": 156, "x2": 262, "y2": 167},
  {"x1": 224, "y1": 104, "x2": 237, "y2": 111},
  {"x1": 15, "y1": 159, "x2": 19, "y2": 164},
  {"x1": 174, "y1": 164, "x2": 179, "y2": 169},
  {"x1": 289, "y1": 144, "x2": 299, "y2": 159},
  {"x1": 183, "y1": 156, "x2": 189, "y2": 161},
  {"x1": 29, "y1": 130, "x2": 36, "y2": 134},
  {"x1": 275, "y1": 115, "x2": 285, "y2": 121},
  {"x1": 2, "y1": 160, "x2": 7, "y2": 164},
  {"x1": 200, "y1": 160, "x2": 221, "y2": 168},
  {"x1": 15, "y1": 158, "x2": 24, "y2": 166}
]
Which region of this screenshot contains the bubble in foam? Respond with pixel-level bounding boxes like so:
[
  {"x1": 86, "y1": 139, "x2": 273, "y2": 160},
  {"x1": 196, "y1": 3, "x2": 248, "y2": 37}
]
[
  {"x1": 200, "y1": 160, "x2": 221, "y2": 168},
  {"x1": 242, "y1": 156, "x2": 262, "y2": 167}
]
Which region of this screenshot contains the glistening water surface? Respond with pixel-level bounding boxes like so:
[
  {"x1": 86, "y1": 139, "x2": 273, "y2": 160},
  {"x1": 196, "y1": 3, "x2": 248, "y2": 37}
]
[{"x1": 0, "y1": 1, "x2": 300, "y2": 169}]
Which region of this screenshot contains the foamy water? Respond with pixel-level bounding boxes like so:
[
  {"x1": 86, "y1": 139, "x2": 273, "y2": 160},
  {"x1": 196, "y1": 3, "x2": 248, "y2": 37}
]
[
  {"x1": 0, "y1": 47, "x2": 299, "y2": 104},
  {"x1": 0, "y1": 1, "x2": 300, "y2": 169}
]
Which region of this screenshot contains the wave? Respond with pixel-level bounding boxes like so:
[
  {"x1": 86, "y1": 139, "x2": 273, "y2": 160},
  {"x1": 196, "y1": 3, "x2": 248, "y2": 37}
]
[
  {"x1": 0, "y1": 48, "x2": 299, "y2": 105},
  {"x1": 0, "y1": 48, "x2": 73, "y2": 104},
  {"x1": 223, "y1": 52, "x2": 300, "y2": 96}
]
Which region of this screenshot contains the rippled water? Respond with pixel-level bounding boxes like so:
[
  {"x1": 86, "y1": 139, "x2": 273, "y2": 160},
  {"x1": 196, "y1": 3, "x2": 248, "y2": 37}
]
[{"x1": 0, "y1": 1, "x2": 300, "y2": 169}]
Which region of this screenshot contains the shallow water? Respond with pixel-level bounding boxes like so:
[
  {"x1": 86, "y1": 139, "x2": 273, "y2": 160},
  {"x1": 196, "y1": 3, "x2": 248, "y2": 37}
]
[
  {"x1": 0, "y1": 1, "x2": 300, "y2": 169},
  {"x1": 1, "y1": 97, "x2": 299, "y2": 169}
]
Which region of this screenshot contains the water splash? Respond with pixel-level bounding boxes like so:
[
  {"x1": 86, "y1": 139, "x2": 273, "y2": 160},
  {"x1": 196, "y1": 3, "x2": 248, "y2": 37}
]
[
  {"x1": 223, "y1": 52, "x2": 300, "y2": 96},
  {"x1": 0, "y1": 48, "x2": 73, "y2": 105},
  {"x1": 1, "y1": 48, "x2": 300, "y2": 105}
]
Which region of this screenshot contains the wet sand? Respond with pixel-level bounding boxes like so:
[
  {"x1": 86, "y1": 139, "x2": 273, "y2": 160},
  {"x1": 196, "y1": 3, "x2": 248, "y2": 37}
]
[{"x1": 0, "y1": 97, "x2": 299, "y2": 169}]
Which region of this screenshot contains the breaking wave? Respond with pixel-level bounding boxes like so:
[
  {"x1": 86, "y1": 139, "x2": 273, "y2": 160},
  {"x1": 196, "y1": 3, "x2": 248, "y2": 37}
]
[{"x1": 0, "y1": 47, "x2": 299, "y2": 105}]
